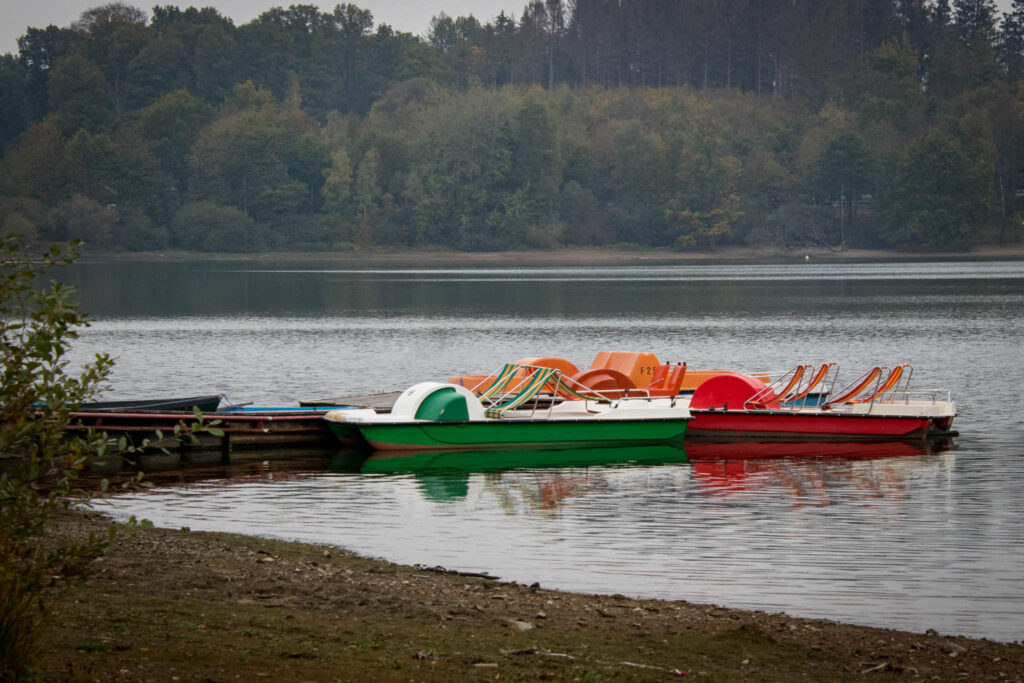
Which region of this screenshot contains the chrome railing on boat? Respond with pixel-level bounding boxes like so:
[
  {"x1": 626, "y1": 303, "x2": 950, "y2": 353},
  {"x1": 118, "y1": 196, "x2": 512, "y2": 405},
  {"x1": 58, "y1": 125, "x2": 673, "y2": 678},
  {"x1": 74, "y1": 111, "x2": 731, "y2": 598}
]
[
  {"x1": 745, "y1": 362, "x2": 840, "y2": 411},
  {"x1": 882, "y1": 388, "x2": 953, "y2": 405},
  {"x1": 473, "y1": 363, "x2": 681, "y2": 419}
]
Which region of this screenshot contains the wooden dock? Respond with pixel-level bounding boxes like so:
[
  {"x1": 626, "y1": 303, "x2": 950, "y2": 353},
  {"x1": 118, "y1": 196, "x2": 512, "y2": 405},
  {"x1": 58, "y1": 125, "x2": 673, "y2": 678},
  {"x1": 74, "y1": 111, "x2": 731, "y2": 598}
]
[
  {"x1": 65, "y1": 392, "x2": 401, "y2": 458},
  {"x1": 301, "y1": 391, "x2": 400, "y2": 412}
]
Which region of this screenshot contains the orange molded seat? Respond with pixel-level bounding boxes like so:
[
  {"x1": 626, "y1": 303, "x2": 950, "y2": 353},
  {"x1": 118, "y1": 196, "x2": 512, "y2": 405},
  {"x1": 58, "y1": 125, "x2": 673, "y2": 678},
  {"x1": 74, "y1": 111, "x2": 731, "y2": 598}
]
[
  {"x1": 823, "y1": 366, "x2": 885, "y2": 407},
  {"x1": 845, "y1": 363, "x2": 909, "y2": 404},
  {"x1": 514, "y1": 356, "x2": 580, "y2": 376},
  {"x1": 647, "y1": 363, "x2": 688, "y2": 397},
  {"x1": 747, "y1": 364, "x2": 808, "y2": 407},
  {"x1": 787, "y1": 362, "x2": 837, "y2": 403},
  {"x1": 515, "y1": 356, "x2": 580, "y2": 392},
  {"x1": 589, "y1": 351, "x2": 660, "y2": 388},
  {"x1": 568, "y1": 367, "x2": 636, "y2": 399}
]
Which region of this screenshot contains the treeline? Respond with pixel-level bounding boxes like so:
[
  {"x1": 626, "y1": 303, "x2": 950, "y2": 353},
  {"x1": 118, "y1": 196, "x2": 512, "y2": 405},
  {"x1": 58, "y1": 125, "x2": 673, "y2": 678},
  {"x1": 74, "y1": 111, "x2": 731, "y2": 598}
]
[{"x1": 0, "y1": 0, "x2": 1022, "y2": 252}]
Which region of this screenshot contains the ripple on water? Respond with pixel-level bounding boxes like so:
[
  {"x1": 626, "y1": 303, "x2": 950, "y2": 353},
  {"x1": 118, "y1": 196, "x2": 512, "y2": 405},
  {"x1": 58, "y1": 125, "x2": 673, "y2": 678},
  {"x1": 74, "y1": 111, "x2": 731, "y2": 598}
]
[{"x1": 104, "y1": 448, "x2": 1024, "y2": 642}]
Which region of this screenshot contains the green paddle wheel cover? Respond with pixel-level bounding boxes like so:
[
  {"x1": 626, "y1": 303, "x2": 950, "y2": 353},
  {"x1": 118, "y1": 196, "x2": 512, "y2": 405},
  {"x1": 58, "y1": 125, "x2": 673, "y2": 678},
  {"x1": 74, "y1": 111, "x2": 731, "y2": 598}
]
[{"x1": 414, "y1": 387, "x2": 471, "y2": 422}]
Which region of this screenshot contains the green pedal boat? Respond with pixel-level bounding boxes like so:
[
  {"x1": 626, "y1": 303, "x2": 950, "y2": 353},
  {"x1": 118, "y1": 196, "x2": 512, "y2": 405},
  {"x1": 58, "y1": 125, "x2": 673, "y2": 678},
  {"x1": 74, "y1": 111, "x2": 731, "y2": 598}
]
[{"x1": 323, "y1": 364, "x2": 692, "y2": 451}]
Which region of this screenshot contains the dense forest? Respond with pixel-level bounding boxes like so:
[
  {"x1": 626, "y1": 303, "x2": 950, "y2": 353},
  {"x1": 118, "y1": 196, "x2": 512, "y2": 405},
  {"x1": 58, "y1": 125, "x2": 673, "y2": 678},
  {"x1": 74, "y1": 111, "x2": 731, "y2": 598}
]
[{"x1": 1, "y1": 0, "x2": 1022, "y2": 252}]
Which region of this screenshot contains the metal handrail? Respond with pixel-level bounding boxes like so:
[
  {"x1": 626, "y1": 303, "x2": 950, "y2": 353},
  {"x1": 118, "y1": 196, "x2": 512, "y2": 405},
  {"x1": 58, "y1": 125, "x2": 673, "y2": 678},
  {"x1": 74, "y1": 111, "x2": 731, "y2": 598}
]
[
  {"x1": 746, "y1": 363, "x2": 840, "y2": 411},
  {"x1": 788, "y1": 362, "x2": 839, "y2": 408},
  {"x1": 881, "y1": 387, "x2": 951, "y2": 405},
  {"x1": 479, "y1": 363, "x2": 641, "y2": 419},
  {"x1": 845, "y1": 363, "x2": 913, "y2": 407},
  {"x1": 822, "y1": 366, "x2": 887, "y2": 408}
]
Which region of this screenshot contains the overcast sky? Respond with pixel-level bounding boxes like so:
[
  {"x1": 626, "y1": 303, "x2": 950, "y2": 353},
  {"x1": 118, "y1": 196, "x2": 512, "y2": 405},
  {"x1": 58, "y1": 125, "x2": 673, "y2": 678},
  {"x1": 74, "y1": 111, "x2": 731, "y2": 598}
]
[
  {"x1": 2, "y1": 0, "x2": 1018, "y2": 56},
  {"x1": 0, "y1": 0, "x2": 517, "y2": 55}
]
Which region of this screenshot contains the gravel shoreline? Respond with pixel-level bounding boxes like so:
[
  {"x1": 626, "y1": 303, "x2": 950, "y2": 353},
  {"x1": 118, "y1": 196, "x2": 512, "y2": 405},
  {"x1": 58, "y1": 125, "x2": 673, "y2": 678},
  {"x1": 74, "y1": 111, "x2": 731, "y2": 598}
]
[{"x1": 34, "y1": 510, "x2": 1024, "y2": 681}]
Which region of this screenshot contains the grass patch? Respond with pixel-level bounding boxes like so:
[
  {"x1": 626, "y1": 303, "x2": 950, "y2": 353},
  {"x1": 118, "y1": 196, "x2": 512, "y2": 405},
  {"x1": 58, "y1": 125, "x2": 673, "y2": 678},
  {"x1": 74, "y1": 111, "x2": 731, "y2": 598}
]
[{"x1": 73, "y1": 639, "x2": 110, "y2": 653}]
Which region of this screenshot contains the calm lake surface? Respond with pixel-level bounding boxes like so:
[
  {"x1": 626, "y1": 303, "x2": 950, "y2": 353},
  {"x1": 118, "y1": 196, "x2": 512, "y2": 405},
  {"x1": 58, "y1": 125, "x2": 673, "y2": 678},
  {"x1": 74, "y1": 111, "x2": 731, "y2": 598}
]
[{"x1": 62, "y1": 257, "x2": 1024, "y2": 641}]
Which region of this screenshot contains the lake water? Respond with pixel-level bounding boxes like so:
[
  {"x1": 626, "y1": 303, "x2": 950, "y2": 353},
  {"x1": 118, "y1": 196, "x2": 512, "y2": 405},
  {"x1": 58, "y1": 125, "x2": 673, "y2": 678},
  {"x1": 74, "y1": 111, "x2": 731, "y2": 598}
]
[{"x1": 62, "y1": 257, "x2": 1024, "y2": 641}]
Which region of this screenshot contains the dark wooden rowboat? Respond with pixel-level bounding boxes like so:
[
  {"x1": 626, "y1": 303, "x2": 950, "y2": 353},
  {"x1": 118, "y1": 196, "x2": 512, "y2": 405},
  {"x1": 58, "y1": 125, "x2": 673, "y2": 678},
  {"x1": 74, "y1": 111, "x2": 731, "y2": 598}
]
[{"x1": 76, "y1": 395, "x2": 223, "y2": 413}]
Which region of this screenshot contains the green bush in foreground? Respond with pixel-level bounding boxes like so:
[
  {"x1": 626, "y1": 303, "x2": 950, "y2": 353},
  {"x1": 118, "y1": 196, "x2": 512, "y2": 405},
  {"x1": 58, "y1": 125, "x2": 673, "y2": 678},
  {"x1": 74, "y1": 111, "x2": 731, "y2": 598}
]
[{"x1": 0, "y1": 235, "x2": 115, "y2": 680}]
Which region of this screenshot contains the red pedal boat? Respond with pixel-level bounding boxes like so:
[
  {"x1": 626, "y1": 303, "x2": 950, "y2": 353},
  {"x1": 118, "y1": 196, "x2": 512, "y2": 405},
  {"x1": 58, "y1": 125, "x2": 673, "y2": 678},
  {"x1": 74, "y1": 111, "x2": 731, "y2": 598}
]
[{"x1": 682, "y1": 363, "x2": 956, "y2": 441}]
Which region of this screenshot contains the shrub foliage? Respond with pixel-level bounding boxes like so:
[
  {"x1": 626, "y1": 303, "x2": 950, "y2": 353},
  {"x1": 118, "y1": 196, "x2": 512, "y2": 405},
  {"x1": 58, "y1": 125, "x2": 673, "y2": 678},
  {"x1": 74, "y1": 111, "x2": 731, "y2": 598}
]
[{"x1": 0, "y1": 235, "x2": 115, "y2": 679}]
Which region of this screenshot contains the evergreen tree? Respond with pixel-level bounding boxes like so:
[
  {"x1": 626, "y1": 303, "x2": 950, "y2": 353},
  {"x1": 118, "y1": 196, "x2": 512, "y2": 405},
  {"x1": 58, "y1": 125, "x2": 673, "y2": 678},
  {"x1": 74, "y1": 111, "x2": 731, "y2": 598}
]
[
  {"x1": 954, "y1": 0, "x2": 999, "y2": 45},
  {"x1": 998, "y1": 0, "x2": 1024, "y2": 79},
  {"x1": 883, "y1": 129, "x2": 997, "y2": 248},
  {"x1": 0, "y1": 56, "x2": 32, "y2": 147}
]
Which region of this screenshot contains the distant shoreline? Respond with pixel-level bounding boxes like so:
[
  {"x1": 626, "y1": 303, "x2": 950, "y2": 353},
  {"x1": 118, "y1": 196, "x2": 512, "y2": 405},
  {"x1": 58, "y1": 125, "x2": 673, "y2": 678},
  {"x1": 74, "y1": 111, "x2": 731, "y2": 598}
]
[{"x1": 77, "y1": 244, "x2": 1024, "y2": 265}]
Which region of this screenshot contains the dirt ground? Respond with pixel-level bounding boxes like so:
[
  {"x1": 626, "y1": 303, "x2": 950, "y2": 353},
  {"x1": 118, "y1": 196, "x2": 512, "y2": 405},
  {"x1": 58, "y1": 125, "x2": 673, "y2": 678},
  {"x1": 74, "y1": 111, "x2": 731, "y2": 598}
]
[{"x1": 32, "y1": 510, "x2": 1024, "y2": 682}]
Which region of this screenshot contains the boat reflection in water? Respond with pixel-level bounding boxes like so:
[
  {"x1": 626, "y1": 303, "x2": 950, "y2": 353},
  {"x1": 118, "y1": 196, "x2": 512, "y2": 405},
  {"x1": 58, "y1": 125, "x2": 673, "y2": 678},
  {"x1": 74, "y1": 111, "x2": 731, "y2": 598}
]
[
  {"x1": 359, "y1": 442, "x2": 690, "y2": 473},
  {"x1": 348, "y1": 438, "x2": 952, "y2": 504},
  {"x1": 353, "y1": 443, "x2": 690, "y2": 503},
  {"x1": 686, "y1": 438, "x2": 954, "y2": 499},
  {"x1": 89, "y1": 438, "x2": 951, "y2": 498}
]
